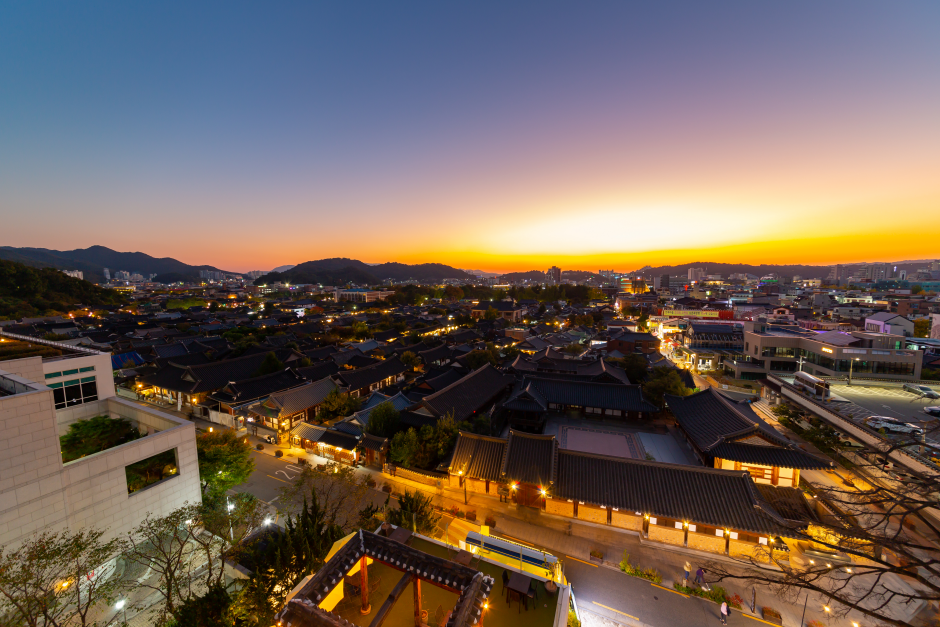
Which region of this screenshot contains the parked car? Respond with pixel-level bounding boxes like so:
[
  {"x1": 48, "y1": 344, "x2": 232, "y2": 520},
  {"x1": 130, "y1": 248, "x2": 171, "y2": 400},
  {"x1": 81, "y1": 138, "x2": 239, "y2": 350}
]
[
  {"x1": 924, "y1": 406, "x2": 940, "y2": 417},
  {"x1": 903, "y1": 384, "x2": 940, "y2": 399},
  {"x1": 863, "y1": 416, "x2": 925, "y2": 437},
  {"x1": 263, "y1": 434, "x2": 278, "y2": 444}
]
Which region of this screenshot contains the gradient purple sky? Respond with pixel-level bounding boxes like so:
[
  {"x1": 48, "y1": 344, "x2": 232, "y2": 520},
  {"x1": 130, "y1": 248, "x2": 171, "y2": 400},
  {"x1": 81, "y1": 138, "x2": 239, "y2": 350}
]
[{"x1": 2, "y1": 1, "x2": 938, "y2": 272}]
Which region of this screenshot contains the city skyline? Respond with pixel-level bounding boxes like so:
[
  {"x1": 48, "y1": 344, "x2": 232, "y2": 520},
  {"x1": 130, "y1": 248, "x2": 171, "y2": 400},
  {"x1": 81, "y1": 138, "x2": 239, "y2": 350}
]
[{"x1": 2, "y1": 1, "x2": 939, "y2": 272}]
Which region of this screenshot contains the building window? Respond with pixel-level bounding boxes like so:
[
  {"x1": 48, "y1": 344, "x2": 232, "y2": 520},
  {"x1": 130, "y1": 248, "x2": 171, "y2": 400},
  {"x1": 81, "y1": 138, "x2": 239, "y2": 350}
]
[{"x1": 49, "y1": 377, "x2": 98, "y2": 409}]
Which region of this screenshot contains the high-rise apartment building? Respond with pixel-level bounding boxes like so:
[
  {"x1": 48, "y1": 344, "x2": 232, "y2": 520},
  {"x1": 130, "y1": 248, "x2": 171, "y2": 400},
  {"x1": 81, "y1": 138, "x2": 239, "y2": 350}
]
[
  {"x1": 547, "y1": 266, "x2": 561, "y2": 284},
  {"x1": 103, "y1": 267, "x2": 110, "y2": 280},
  {"x1": 688, "y1": 267, "x2": 705, "y2": 283}
]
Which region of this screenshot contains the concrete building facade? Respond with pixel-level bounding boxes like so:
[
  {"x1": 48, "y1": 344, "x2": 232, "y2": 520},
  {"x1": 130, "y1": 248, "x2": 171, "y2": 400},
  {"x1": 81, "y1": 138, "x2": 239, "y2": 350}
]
[{"x1": 0, "y1": 339, "x2": 202, "y2": 548}]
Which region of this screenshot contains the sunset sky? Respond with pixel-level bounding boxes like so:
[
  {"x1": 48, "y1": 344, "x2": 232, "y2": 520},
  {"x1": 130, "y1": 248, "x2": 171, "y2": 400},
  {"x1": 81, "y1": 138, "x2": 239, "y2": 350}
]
[{"x1": 1, "y1": 1, "x2": 938, "y2": 273}]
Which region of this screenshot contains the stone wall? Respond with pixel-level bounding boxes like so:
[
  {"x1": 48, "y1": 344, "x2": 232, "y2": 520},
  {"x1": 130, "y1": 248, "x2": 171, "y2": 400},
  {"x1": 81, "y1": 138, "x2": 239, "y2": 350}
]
[
  {"x1": 611, "y1": 510, "x2": 642, "y2": 531},
  {"x1": 648, "y1": 524, "x2": 685, "y2": 546},
  {"x1": 729, "y1": 539, "x2": 768, "y2": 563},
  {"x1": 576, "y1": 503, "x2": 607, "y2": 525},
  {"x1": 545, "y1": 498, "x2": 574, "y2": 518},
  {"x1": 467, "y1": 478, "x2": 488, "y2": 494},
  {"x1": 687, "y1": 531, "x2": 725, "y2": 553}
]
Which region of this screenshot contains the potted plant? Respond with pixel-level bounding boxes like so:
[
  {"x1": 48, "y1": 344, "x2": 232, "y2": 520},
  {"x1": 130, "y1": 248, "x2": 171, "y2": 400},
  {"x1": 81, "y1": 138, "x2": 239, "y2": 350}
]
[
  {"x1": 274, "y1": 450, "x2": 283, "y2": 458},
  {"x1": 382, "y1": 483, "x2": 393, "y2": 493},
  {"x1": 484, "y1": 515, "x2": 496, "y2": 528},
  {"x1": 589, "y1": 549, "x2": 603, "y2": 564},
  {"x1": 761, "y1": 607, "x2": 782, "y2": 625},
  {"x1": 466, "y1": 510, "x2": 477, "y2": 521}
]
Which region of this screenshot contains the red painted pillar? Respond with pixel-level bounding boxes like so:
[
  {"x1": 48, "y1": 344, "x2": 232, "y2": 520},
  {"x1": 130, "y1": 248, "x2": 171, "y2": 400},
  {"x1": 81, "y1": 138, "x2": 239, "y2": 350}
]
[
  {"x1": 413, "y1": 576, "x2": 422, "y2": 627},
  {"x1": 360, "y1": 556, "x2": 371, "y2": 615}
]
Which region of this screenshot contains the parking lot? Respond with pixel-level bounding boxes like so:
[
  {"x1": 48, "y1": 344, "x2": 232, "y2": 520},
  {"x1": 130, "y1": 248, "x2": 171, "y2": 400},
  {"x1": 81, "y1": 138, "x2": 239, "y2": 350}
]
[{"x1": 830, "y1": 383, "x2": 939, "y2": 425}]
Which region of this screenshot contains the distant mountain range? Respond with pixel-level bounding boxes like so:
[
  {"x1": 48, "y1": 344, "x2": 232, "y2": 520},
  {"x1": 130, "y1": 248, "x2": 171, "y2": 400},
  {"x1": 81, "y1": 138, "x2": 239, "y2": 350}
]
[
  {"x1": 0, "y1": 246, "x2": 231, "y2": 283},
  {"x1": 635, "y1": 260, "x2": 936, "y2": 279},
  {"x1": 254, "y1": 258, "x2": 472, "y2": 286}
]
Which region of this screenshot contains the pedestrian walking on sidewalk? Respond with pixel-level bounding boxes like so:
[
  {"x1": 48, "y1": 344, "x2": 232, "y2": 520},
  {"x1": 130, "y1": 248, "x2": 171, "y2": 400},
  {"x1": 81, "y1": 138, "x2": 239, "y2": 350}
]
[
  {"x1": 719, "y1": 601, "x2": 729, "y2": 625},
  {"x1": 683, "y1": 561, "x2": 691, "y2": 586},
  {"x1": 695, "y1": 567, "x2": 706, "y2": 585}
]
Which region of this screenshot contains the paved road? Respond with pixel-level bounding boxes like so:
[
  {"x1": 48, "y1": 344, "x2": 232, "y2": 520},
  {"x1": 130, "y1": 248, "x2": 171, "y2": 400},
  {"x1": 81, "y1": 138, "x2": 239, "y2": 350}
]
[{"x1": 830, "y1": 384, "x2": 938, "y2": 425}]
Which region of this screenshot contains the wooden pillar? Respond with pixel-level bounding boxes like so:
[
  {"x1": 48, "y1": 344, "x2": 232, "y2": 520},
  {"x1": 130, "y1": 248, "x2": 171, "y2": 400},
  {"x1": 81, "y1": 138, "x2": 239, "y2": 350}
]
[
  {"x1": 413, "y1": 576, "x2": 422, "y2": 627},
  {"x1": 359, "y1": 556, "x2": 371, "y2": 615}
]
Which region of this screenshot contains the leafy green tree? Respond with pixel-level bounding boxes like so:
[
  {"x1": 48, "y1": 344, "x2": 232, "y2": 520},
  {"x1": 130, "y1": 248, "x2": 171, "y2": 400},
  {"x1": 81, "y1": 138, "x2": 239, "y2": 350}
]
[
  {"x1": 166, "y1": 583, "x2": 231, "y2": 627},
  {"x1": 252, "y1": 351, "x2": 285, "y2": 377},
  {"x1": 562, "y1": 343, "x2": 583, "y2": 355},
  {"x1": 483, "y1": 306, "x2": 498, "y2": 320},
  {"x1": 607, "y1": 354, "x2": 649, "y2": 383},
  {"x1": 0, "y1": 528, "x2": 129, "y2": 627},
  {"x1": 390, "y1": 428, "x2": 421, "y2": 467},
  {"x1": 196, "y1": 430, "x2": 255, "y2": 496},
  {"x1": 401, "y1": 350, "x2": 421, "y2": 370},
  {"x1": 387, "y1": 489, "x2": 442, "y2": 535},
  {"x1": 59, "y1": 415, "x2": 142, "y2": 463},
  {"x1": 352, "y1": 320, "x2": 371, "y2": 340},
  {"x1": 642, "y1": 367, "x2": 693, "y2": 410},
  {"x1": 231, "y1": 490, "x2": 345, "y2": 626},
  {"x1": 319, "y1": 388, "x2": 361, "y2": 420},
  {"x1": 636, "y1": 312, "x2": 650, "y2": 331},
  {"x1": 366, "y1": 401, "x2": 400, "y2": 438},
  {"x1": 914, "y1": 318, "x2": 931, "y2": 338}
]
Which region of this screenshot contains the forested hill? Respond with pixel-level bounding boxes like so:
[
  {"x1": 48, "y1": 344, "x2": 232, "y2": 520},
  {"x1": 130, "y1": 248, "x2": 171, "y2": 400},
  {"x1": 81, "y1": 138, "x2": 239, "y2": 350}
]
[
  {"x1": 0, "y1": 245, "x2": 231, "y2": 283},
  {"x1": 0, "y1": 260, "x2": 126, "y2": 320},
  {"x1": 254, "y1": 258, "x2": 471, "y2": 285}
]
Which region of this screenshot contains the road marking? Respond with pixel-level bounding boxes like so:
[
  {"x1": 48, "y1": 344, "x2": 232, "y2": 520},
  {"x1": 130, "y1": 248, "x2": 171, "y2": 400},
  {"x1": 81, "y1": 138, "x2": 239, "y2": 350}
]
[
  {"x1": 286, "y1": 465, "x2": 302, "y2": 471},
  {"x1": 592, "y1": 602, "x2": 638, "y2": 620},
  {"x1": 744, "y1": 614, "x2": 780, "y2": 625},
  {"x1": 266, "y1": 474, "x2": 289, "y2": 483},
  {"x1": 276, "y1": 470, "x2": 295, "y2": 480},
  {"x1": 651, "y1": 583, "x2": 688, "y2": 597},
  {"x1": 564, "y1": 555, "x2": 597, "y2": 567}
]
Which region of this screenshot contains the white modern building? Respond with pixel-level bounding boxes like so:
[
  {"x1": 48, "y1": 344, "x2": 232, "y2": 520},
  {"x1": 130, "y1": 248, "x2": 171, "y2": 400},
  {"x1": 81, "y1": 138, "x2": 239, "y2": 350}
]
[{"x1": 0, "y1": 332, "x2": 202, "y2": 548}]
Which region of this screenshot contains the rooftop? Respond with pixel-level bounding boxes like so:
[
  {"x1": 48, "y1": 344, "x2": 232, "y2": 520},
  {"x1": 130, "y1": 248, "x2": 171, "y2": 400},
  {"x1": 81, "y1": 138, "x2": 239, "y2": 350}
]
[{"x1": 0, "y1": 334, "x2": 99, "y2": 363}]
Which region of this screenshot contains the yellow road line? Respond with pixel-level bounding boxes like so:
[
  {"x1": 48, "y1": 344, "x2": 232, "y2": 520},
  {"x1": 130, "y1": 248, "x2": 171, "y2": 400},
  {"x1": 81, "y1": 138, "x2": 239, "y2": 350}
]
[
  {"x1": 266, "y1": 474, "x2": 288, "y2": 483},
  {"x1": 651, "y1": 583, "x2": 688, "y2": 597},
  {"x1": 564, "y1": 555, "x2": 597, "y2": 567},
  {"x1": 743, "y1": 614, "x2": 778, "y2": 625},
  {"x1": 592, "y1": 602, "x2": 638, "y2": 621}
]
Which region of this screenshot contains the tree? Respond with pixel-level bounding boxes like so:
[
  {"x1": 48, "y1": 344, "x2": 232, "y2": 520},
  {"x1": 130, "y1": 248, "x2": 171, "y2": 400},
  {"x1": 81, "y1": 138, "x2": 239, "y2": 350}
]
[
  {"x1": 366, "y1": 401, "x2": 400, "y2": 438},
  {"x1": 196, "y1": 430, "x2": 255, "y2": 497},
  {"x1": 483, "y1": 306, "x2": 498, "y2": 321},
  {"x1": 59, "y1": 415, "x2": 142, "y2": 463},
  {"x1": 0, "y1": 529, "x2": 129, "y2": 627},
  {"x1": 278, "y1": 463, "x2": 374, "y2": 532},
  {"x1": 911, "y1": 284, "x2": 924, "y2": 295},
  {"x1": 231, "y1": 489, "x2": 346, "y2": 625},
  {"x1": 642, "y1": 367, "x2": 692, "y2": 409},
  {"x1": 390, "y1": 428, "x2": 421, "y2": 467},
  {"x1": 607, "y1": 354, "x2": 649, "y2": 384},
  {"x1": 705, "y1": 427, "x2": 940, "y2": 627},
  {"x1": 388, "y1": 489, "x2": 442, "y2": 535},
  {"x1": 401, "y1": 350, "x2": 422, "y2": 370},
  {"x1": 165, "y1": 583, "x2": 231, "y2": 627},
  {"x1": 319, "y1": 388, "x2": 361, "y2": 420},
  {"x1": 252, "y1": 351, "x2": 285, "y2": 377},
  {"x1": 443, "y1": 285, "x2": 464, "y2": 301},
  {"x1": 562, "y1": 343, "x2": 584, "y2": 355},
  {"x1": 913, "y1": 318, "x2": 931, "y2": 338},
  {"x1": 636, "y1": 312, "x2": 650, "y2": 331}
]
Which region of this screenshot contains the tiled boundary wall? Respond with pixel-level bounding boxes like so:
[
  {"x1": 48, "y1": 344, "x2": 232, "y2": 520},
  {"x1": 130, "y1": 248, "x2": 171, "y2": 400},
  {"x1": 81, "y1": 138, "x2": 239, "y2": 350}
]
[{"x1": 448, "y1": 472, "x2": 775, "y2": 563}]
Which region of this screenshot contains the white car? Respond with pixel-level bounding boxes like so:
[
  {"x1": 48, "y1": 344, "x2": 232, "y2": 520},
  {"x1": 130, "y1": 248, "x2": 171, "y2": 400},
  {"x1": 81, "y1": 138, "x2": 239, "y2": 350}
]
[
  {"x1": 903, "y1": 384, "x2": 940, "y2": 399},
  {"x1": 924, "y1": 406, "x2": 940, "y2": 418},
  {"x1": 864, "y1": 415, "x2": 925, "y2": 436}
]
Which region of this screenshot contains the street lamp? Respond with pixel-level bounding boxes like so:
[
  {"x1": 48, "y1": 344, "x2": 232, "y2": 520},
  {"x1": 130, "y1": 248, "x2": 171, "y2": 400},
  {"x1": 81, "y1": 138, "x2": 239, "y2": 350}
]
[
  {"x1": 848, "y1": 357, "x2": 860, "y2": 386},
  {"x1": 115, "y1": 599, "x2": 127, "y2": 624}
]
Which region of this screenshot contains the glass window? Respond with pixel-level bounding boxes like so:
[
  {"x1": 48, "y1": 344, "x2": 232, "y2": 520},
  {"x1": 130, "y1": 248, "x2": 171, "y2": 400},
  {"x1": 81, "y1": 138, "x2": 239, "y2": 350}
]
[
  {"x1": 79, "y1": 366, "x2": 95, "y2": 373},
  {"x1": 63, "y1": 369, "x2": 79, "y2": 376},
  {"x1": 53, "y1": 379, "x2": 98, "y2": 409},
  {"x1": 44, "y1": 372, "x2": 62, "y2": 380}
]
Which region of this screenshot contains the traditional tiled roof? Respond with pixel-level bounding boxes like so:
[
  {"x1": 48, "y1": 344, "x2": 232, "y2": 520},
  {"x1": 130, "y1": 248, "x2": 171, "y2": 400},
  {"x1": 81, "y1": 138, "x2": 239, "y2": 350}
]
[
  {"x1": 360, "y1": 433, "x2": 388, "y2": 452},
  {"x1": 417, "y1": 343, "x2": 452, "y2": 364},
  {"x1": 553, "y1": 449, "x2": 793, "y2": 536},
  {"x1": 501, "y1": 431, "x2": 557, "y2": 487},
  {"x1": 519, "y1": 377, "x2": 659, "y2": 413},
  {"x1": 410, "y1": 364, "x2": 514, "y2": 422},
  {"x1": 420, "y1": 368, "x2": 465, "y2": 392},
  {"x1": 448, "y1": 432, "x2": 507, "y2": 482},
  {"x1": 296, "y1": 361, "x2": 340, "y2": 382},
  {"x1": 259, "y1": 377, "x2": 338, "y2": 418},
  {"x1": 277, "y1": 529, "x2": 494, "y2": 627},
  {"x1": 668, "y1": 388, "x2": 832, "y2": 470},
  {"x1": 332, "y1": 357, "x2": 406, "y2": 391},
  {"x1": 210, "y1": 369, "x2": 307, "y2": 405}
]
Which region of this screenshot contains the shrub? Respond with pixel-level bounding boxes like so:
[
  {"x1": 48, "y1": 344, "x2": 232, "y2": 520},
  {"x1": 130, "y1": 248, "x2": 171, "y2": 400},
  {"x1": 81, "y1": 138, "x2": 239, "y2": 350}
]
[
  {"x1": 762, "y1": 607, "x2": 781, "y2": 620},
  {"x1": 382, "y1": 484, "x2": 393, "y2": 493},
  {"x1": 456, "y1": 510, "x2": 465, "y2": 519},
  {"x1": 256, "y1": 444, "x2": 264, "y2": 450},
  {"x1": 567, "y1": 608, "x2": 580, "y2": 627},
  {"x1": 298, "y1": 457, "x2": 308, "y2": 466},
  {"x1": 590, "y1": 549, "x2": 603, "y2": 560},
  {"x1": 484, "y1": 515, "x2": 496, "y2": 527},
  {"x1": 274, "y1": 450, "x2": 283, "y2": 458},
  {"x1": 465, "y1": 510, "x2": 476, "y2": 521},
  {"x1": 724, "y1": 593, "x2": 743, "y2": 609},
  {"x1": 366, "y1": 477, "x2": 377, "y2": 487}
]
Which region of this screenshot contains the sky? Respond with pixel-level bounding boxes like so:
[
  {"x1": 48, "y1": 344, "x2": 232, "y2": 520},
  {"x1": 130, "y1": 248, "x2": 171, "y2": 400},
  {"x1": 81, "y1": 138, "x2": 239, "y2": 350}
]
[{"x1": 1, "y1": 1, "x2": 938, "y2": 273}]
